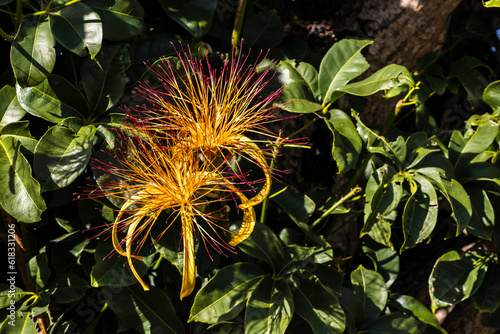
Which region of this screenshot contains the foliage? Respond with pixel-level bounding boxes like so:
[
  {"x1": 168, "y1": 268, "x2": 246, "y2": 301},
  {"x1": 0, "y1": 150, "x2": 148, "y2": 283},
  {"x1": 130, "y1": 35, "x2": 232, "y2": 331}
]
[{"x1": 0, "y1": 0, "x2": 500, "y2": 333}]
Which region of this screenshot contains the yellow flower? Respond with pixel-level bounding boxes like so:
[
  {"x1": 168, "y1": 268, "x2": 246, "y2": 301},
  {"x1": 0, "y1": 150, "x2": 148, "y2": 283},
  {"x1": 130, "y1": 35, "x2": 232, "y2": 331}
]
[
  {"x1": 97, "y1": 132, "x2": 241, "y2": 299},
  {"x1": 134, "y1": 46, "x2": 282, "y2": 245}
]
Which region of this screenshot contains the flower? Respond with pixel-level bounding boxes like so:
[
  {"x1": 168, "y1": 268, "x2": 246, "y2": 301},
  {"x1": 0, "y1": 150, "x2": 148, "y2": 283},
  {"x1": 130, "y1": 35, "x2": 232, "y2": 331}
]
[
  {"x1": 134, "y1": 46, "x2": 282, "y2": 245},
  {"x1": 95, "y1": 45, "x2": 283, "y2": 299}
]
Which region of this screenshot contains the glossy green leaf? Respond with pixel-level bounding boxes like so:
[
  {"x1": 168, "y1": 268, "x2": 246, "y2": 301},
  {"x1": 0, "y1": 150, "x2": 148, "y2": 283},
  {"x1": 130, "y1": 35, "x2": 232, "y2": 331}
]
[
  {"x1": 235, "y1": 221, "x2": 285, "y2": 274},
  {"x1": 405, "y1": 132, "x2": 439, "y2": 169},
  {"x1": 278, "y1": 60, "x2": 322, "y2": 113},
  {"x1": 0, "y1": 285, "x2": 27, "y2": 309},
  {"x1": 429, "y1": 250, "x2": 489, "y2": 312},
  {"x1": 159, "y1": 0, "x2": 216, "y2": 39},
  {"x1": 321, "y1": 109, "x2": 362, "y2": 173},
  {"x1": 389, "y1": 293, "x2": 446, "y2": 333},
  {"x1": 81, "y1": 43, "x2": 130, "y2": 118},
  {"x1": 245, "y1": 276, "x2": 294, "y2": 334},
  {"x1": 87, "y1": 0, "x2": 145, "y2": 41},
  {"x1": 189, "y1": 263, "x2": 265, "y2": 323},
  {"x1": 440, "y1": 179, "x2": 472, "y2": 235},
  {"x1": 449, "y1": 124, "x2": 499, "y2": 172},
  {"x1": 366, "y1": 312, "x2": 422, "y2": 333},
  {"x1": 0, "y1": 311, "x2": 37, "y2": 333},
  {"x1": 460, "y1": 162, "x2": 500, "y2": 187},
  {"x1": 0, "y1": 137, "x2": 46, "y2": 223},
  {"x1": 106, "y1": 285, "x2": 185, "y2": 334},
  {"x1": 351, "y1": 265, "x2": 388, "y2": 321},
  {"x1": 483, "y1": 80, "x2": 500, "y2": 114},
  {"x1": 0, "y1": 86, "x2": 26, "y2": 128},
  {"x1": 472, "y1": 263, "x2": 500, "y2": 312},
  {"x1": 90, "y1": 237, "x2": 155, "y2": 288},
  {"x1": 401, "y1": 174, "x2": 438, "y2": 251},
  {"x1": 291, "y1": 273, "x2": 345, "y2": 333},
  {"x1": 49, "y1": 2, "x2": 102, "y2": 58},
  {"x1": 47, "y1": 273, "x2": 89, "y2": 304},
  {"x1": 28, "y1": 253, "x2": 51, "y2": 290},
  {"x1": 363, "y1": 244, "x2": 399, "y2": 288},
  {"x1": 16, "y1": 75, "x2": 90, "y2": 123},
  {"x1": 279, "y1": 245, "x2": 316, "y2": 276},
  {"x1": 10, "y1": 17, "x2": 56, "y2": 87},
  {"x1": 34, "y1": 118, "x2": 96, "y2": 191},
  {"x1": 243, "y1": 10, "x2": 284, "y2": 49},
  {"x1": 362, "y1": 166, "x2": 402, "y2": 248},
  {"x1": 50, "y1": 231, "x2": 90, "y2": 275},
  {"x1": 318, "y1": 38, "x2": 373, "y2": 104},
  {"x1": 341, "y1": 64, "x2": 414, "y2": 96},
  {"x1": 467, "y1": 186, "x2": 494, "y2": 240},
  {"x1": 0, "y1": 121, "x2": 37, "y2": 153}
]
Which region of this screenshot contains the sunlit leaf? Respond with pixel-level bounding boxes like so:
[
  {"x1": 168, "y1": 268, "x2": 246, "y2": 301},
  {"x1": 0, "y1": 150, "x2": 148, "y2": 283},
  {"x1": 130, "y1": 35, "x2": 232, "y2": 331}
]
[
  {"x1": 27, "y1": 253, "x2": 51, "y2": 290},
  {"x1": 189, "y1": 263, "x2": 265, "y2": 323},
  {"x1": 0, "y1": 85, "x2": 26, "y2": 128},
  {"x1": 34, "y1": 118, "x2": 96, "y2": 191},
  {"x1": 318, "y1": 38, "x2": 373, "y2": 104},
  {"x1": 467, "y1": 185, "x2": 494, "y2": 240},
  {"x1": 482, "y1": 80, "x2": 500, "y2": 114},
  {"x1": 1, "y1": 121, "x2": 37, "y2": 153},
  {"x1": 389, "y1": 293, "x2": 446, "y2": 333},
  {"x1": 10, "y1": 17, "x2": 56, "y2": 87},
  {"x1": 245, "y1": 276, "x2": 293, "y2": 334},
  {"x1": 0, "y1": 137, "x2": 46, "y2": 223},
  {"x1": 363, "y1": 242, "x2": 399, "y2": 288},
  {"x1": 351, "y1": 265, "x2": 388, "y2": 321},
  {"x1": 49, "y1": 2, "x2": 103, "y2": 58}
]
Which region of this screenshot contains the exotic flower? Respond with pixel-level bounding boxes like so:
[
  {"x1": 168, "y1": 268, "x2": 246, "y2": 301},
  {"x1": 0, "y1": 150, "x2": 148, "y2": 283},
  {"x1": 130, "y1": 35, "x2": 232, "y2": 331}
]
[
  {"x1": 133, "y1": 46, "x2": 282, "y2": 245},
  {"x1": 96, "y1": 131, "x2": 242, "y2": 299}
]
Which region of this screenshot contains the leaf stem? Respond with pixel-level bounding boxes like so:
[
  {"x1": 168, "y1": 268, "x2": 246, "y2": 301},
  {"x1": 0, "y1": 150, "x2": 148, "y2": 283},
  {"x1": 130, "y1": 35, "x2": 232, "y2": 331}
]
[
  {"x1": 25, "y1": 0, "x2": 81, "y2": 17},
  {"x1": 311, "y1": 186, "x2": 362, "y2": 228},
  {"x1": 287, "y1": 117, "x2": 317, "y2": 138},
  {"x1": 14, "y1": 0, "x2": 22, "y2": 30},
  {"x1": 0, "y1": 8, "x2": 16, "y2": 16},
  {"x1": 0, "y1": 27, "x2": 13, "y2": 41},
  {"x1": 231, "y1": 0, "x2": 247, "y2": 51}
]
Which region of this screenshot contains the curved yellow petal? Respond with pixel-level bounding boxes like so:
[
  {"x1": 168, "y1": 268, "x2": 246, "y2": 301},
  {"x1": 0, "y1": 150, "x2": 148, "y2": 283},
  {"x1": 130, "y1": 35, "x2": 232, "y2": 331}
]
[
  {"x1": 225, "y1": 182, "x2": 256, "y2": 246},
  {"x1": 237, "y1": 137, "x2": 271, "y2": 209},
  {"x1": 180, "y1": 209, "x2": 196, "y2": 300},
  {"x1": 112, "y1": 199, "x2": 143, "y2": 260},
  {"x1": 126, "y1": 216, "x2": 150, "y2": 291}
]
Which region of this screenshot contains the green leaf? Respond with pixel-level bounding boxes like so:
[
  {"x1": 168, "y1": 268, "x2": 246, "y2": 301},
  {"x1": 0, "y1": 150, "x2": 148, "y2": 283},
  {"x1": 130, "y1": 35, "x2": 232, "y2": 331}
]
[
  {"x1": 245, "y1": 276, "x2": 294, "y2": 334},
  {"x1": 243, "y1": 10, "x2": 284, "y2": 49},
  {"x1": 1, "y1": 121, "x2": 37, "y2": 153},
  {"x1": 235, "y1": 222, "x2": 285, "y2": 274},
  {"x1": 321, "y1": 109, "x2": 362, "y2": 173},
  {"x1": 449, "y1": 57, "x2": 491, "y2": 108},
  {"x1": 350, "y1": 265, "x2": 388, "y2": 321},
  {"x1": 49, "y1": 2, "x2": 102, "y2": 58},
  {"x1": 366, "y1": 312, "x2": 422, "y2": 333},
  {"x1": 0, "y1": 86, "x2": 26, "y2": 128},
  {"x1": 389, "y1": 293, "x2": 446, "y2": 333},
  {"x1": 472, "y1": 263, "x2": 500, "y2": 312},
  {"x1": 361, "y1": 166, "x2": 402, "y2": 248},
  {"x1": 363, "y1": 243, "x2": 399, "y2": 288},
  {"x1": 0, "y1": 284, "x2": 27, "y2": 308},
  {"x1": 440, "y1": 179, "x2": 472, "y2": 235},
  {"x1": 405, "y1": 132, "x2": 439, "y2": 170},
  {"x1": 10, "y1": 17, "x2": 56, "y2": 87},
  {"x1": 189, "y1": 263, "x2": 265, "y2": 323},
  {"x1": 150, "y1": 215, "x2": 185, "y2": 272},
  {"x1": 87, "y1": 0, "x2": 145, "y2": 41},
  {"x1": 90, "y1": 237, "x2": 155, "y2": 288},
  {"x1": 81, "y1": 43, "x2": 130, "y2": 118},
  {"x1": 401, "y1": 174, "x2": 438, "y2": 251},
  {"x1": 0, "y1": 311, "x2": 38, "y2": 333},
  {"x1": 50, "y1": 231, "x2": 90, "y2": 275},
  {"x1": 483, "y1": 0, "x2": 500, "y2": 6},
  {"x1": 467, "y1": 186, "x2": 494, "y2": 240},
  {"x1": 340, "y1": 64, "x2": 414, "y2": 96},
  {"x1": 279, "y1": 245, "x2": 316, "y2": 276},
  {"x1": 278, "y1": 60, "x2": 322, "y2": 113},
  {"x1": 34, "y1": 118, "x2": 96, "y2": 191},
  {"x1": 483, "y1": 80, "x2": 500, "y2": 114},
  {"x1": 0, "y1": 137, "x2": 46, "y2": 223},
  {"x1": 106, "y1": 285, "x2": 185, "y2": 334},
  {"x1": 291, "y1": 273, "x2": 345, "y2": 333},
  {"x1": 429, "y1": 250, "x2": 489, "y2": 312},
  {"x1": 47, "y1": 272, "x2": 89, "y2": 304},
  {"x1": 28, "y1": 253, "x2": 51, "y2": 290},
  {"x1": 16, "y1": 75, "x2": 90, "y2": 123},
  {"x1": 159, "y1": 0, "x2": 216, "y2": 39},
  {"x1": 449, "y1": 125, "x2": 499, "y2": 172},
  {"x1": 318, "y1": 38, "x2": 373, "y2": 104}
]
